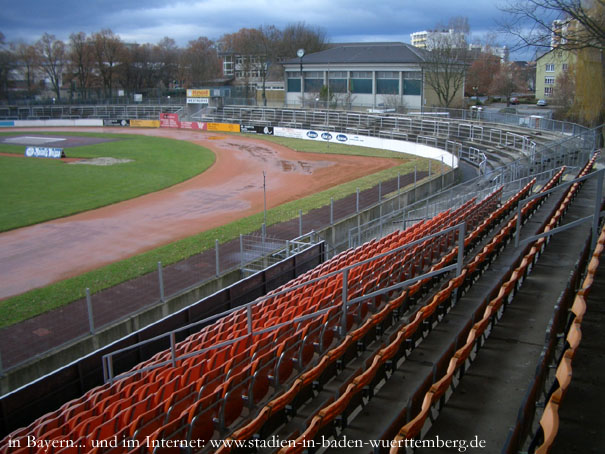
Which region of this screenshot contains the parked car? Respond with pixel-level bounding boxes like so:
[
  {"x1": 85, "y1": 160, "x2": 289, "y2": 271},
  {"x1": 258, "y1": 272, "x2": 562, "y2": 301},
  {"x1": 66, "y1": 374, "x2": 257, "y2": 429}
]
[
  {"x1": 537, "y1": 99, "x2": 548, "y2": 106},
  {"x1": 510, "y1": 97, "x2": 519, "y2": 105}
]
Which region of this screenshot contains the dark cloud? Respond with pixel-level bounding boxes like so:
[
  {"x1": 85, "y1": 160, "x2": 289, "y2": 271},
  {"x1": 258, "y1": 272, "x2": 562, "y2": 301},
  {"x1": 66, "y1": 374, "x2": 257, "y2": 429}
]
[{"x1": 1, "y1": 0, "x2": 510, "y2": 50}]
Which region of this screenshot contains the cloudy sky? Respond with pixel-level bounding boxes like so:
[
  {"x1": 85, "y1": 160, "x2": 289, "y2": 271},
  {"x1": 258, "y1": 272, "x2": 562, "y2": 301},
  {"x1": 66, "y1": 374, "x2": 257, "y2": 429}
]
[{"x1": 1, "y1": 0, "x2": 524, "y2": 55}]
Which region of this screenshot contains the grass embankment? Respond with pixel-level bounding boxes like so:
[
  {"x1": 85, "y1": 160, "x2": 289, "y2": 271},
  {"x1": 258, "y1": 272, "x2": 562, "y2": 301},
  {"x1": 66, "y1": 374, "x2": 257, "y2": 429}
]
[{"x1": 0, "y1": 133, "x2": 440, "y2": 328}]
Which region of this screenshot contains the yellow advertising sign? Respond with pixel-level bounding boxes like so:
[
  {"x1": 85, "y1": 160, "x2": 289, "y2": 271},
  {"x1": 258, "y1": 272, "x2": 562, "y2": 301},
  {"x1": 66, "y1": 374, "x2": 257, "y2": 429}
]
[
  {"x1": 187, "y1": 89, "x2": 211, "y2": 98},
  {"x1": 130, "y1": 119, "x2": 160, "y2": 128},
  {"x1": 207, "y1": 123, "x2": 240, "y2": 132}
]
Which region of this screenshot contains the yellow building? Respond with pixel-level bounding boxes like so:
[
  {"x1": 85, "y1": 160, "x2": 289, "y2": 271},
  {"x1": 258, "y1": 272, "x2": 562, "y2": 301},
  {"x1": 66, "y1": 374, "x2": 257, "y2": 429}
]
[{"x1": 535, "y1": 48, "x2": 576, "y2": 100}]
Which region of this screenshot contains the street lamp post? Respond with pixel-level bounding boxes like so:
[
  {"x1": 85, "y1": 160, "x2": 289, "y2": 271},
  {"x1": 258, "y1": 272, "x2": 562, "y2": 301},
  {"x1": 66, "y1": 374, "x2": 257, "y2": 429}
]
[
  {"x1": 297, "y1": 48, "x2": 305, "y2": 107},
  {"x1": 262, "y1": 61, "x2": 270, "y2": 107}
]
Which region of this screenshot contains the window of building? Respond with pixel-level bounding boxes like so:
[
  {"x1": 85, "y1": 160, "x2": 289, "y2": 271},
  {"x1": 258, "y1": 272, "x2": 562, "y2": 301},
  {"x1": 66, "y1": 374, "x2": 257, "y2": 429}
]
[
  {"x1": 287, "y1": 78, "x2": 301, "y2": 92},
  {"x1": 403, "y1": 80, "x2": 422, "y2": 95},
  {"x1": 350, "y1": 71, "x2": 372, "y2": 94},
  {"x1": 544, "y1": 86, "x2": 553, "y2": 97},
  {"x1": 545, "y1": 63, "x2": 555, "y2": 72},
  {"x1": 545, "y1": 77, "x2": 555, "y2": 84},
  {"x1": 329, "y1": 79, "x2": 347, "y2": 93},
  {"x1": 327, "y1": 71, "x2": 347, "y2": 93},
  {"x1": 304, "y1": 72, "x2": 323, "y2": 92},
  {"x1": 562, "y1": 63, "x2": 568, "y2": 71},
  {"x1": 376, "y1": 71, "x2": 399, "y2": 95}
]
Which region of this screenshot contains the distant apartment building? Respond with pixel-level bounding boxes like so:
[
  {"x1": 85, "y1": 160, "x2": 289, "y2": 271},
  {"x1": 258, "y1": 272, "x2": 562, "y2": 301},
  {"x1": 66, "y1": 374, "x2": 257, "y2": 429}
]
[
  {"x1": 410, "y1": 29, "x2": 464, "y2": 49},
  {"x1": 535, "y1": 48, "x2": 575, "y2": 99},
  {"x1": 468, "y1": 44, "x2": 509, "y2": 63},
  {"x1": 551, "y1": 19, "x2": 571, "y2": 49}
]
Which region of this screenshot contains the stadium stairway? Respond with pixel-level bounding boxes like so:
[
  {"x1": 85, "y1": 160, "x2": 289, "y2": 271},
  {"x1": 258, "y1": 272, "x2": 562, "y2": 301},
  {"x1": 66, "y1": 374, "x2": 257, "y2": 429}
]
[{"x1": 402, "y1": 163, "x2": 602, "y2": 452}]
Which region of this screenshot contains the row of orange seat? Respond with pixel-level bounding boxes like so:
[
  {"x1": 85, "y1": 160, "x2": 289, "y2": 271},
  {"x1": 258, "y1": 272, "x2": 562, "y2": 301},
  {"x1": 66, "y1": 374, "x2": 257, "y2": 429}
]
[
  {"x1": 275, "y1": 181, "x2": 536, "y2": 454},
  {"x1": 0, "y1": 186, "x2": 502, "y2": 454},
  {"x1": 209, "y1": 185, "x2": 532, "y2": 453}
]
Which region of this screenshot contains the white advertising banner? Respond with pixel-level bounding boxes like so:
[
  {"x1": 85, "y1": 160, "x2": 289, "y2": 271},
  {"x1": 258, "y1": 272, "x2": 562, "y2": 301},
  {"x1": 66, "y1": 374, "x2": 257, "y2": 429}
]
[
  {"x1": 273, "y1": 127, "x2": 458, "y2": 168},
  {"x1": 186, "y1": 97, "x2": 209, "y2": 104},
  {"x1": 14, "y1": 119, "x2": 103, "y2": 127}
]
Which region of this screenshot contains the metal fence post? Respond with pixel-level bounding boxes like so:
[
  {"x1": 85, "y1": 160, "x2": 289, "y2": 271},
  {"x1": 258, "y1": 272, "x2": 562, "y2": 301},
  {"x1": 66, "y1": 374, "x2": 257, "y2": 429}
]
[
  {"x1": 157, "y1": 262, "x2": 165, "y2": 302},
  {"x1": 299, "y1": 209, "x2": 303, "y2": 236},
  {"x1": 170, "y1": 332, "x2": 177, "y2": 367},
  {"x1": 397, "y1": 172, "x2": 401, "y2": 210},
  {"x1": 592, "y1": 170, "x2": 604, "y2": 250},
  {"x1": 429, "y1": 160, "x2": 432, "y2": 177},
  {"x1": 330, "y1": 197, "x2": 334, "y2": 224},
  {"x1": 107, "y1": 354, "x2": 114, "y2": 385},
  {"x1": 457, "y1": 223, "x2": 466, "y2": 276},
  {"x1": 215, "y1": 239, "x2": 220, "y2": 276},
  {"x1": 515, "y1": 201, "x2": 524, "y2": 248},
  {"x1": 341, "y1": 268, "x2": 349, "y2": 336},
  {"x1": 356, "y1": 188, "x2": 360, "y2": 213},
  {"x1": 286, "y1": 240, "x2": 290, "y2": 258},
  {"x1": 247, "y1": 303, "x2": 253, "y2": 335},
  {"x1": 86, "y1": 288, "x2": 95, "y2": 334},
  {"x1": 378, "y1": 181, "x2": 382, "y2": 202},
  {"x1": 379, "y1": 203, "x2": 383, "y2": 237},
  {"x1": 240, "y1": 234, "x2": 244, "y2": 268}
]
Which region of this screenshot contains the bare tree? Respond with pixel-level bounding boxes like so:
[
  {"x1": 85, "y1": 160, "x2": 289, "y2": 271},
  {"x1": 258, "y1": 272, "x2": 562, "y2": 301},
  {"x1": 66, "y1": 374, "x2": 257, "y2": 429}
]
[
  {"x1": 155, "y1": 37, "x2": 180, "y2": 90},
  {"x1": 500, "y1": 0, "x2": 605, "y2": 51},
  {"x1": 500, "y1": 1, "x2": 604, "y2": 128},
  {"x1": 466, "y1": 51, "x2": 502, "y2": 96},
  {"x1": 35, "y1": 33, "x2": 65, "y2": 100},
  {"x1": 552, "y1": 63, "x2": 576, "y2": 118},
  {"x1": 68, "y1": 32, "x2": 94, "y2": 100},
  {"x1": 91, "y1": 29, "x2": 124, "y2": 99},
  {"x1": 16, "y1": 42, "x2": 38, "y2": 98},
  {"x1": 489, "y1": 61, "x2": 525, "y2": 105},
  {"x1": 422, "y1": 26, "x2": 471, "y2": 107},
  {"x1": 118, "y1": 43, "x2": 157, "y2": 95},
  {"x1": 182, "y1": 37, "x2": 222, "y2": 87},
  {"x1": 0, "y1": 32, "x2": 14, "y2": 100},
  {"x1": 279, "y1": 22, "x2": 328, "y2": 58}
]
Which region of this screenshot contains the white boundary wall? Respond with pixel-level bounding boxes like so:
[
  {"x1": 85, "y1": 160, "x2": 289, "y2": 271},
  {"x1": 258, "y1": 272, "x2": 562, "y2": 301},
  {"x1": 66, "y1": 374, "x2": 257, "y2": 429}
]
[
  {"x1": 13, "y1": 119, "x2": 104, "y2": 128},
  {"x1": 274, "y1": 127, "x2": 458, "y2": 168}
]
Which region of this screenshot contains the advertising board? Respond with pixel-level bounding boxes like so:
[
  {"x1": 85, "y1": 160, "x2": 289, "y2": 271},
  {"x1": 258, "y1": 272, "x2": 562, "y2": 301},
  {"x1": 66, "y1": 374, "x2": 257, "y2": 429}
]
[
  {"x1": 130, "y1": 119, "x2": 160, "y2": 128},
  {"x1": 25, "y1": 147, "x2": 65, "y2": 159},
  {"x1": 207, "y1": 123, "x2": 240, "y2": 133},
  {"x1": 187, "y1": 98, "x2": 209, "y2": 104},
  {"x1": 241, "y1": 125, "x2": 274, "y2": 135},
  {"x1": 103, "y1": 119, "x2": 130, "y2": 127},
  {"x1": 159, "y1": 113, "x2": 179, "y2": 128},
  {"x1": 273, "y1": 127, "x2": 458, "y2": 168},
  {"x1": 187, "y1": 89, "x2": 210, "y2": 98}
]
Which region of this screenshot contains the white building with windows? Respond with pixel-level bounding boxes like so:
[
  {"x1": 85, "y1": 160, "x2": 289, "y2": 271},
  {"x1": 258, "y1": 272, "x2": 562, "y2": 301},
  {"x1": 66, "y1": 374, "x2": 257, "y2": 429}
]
[{"x1": 282, "y1": 42, "x2": 435, "y2": 110}]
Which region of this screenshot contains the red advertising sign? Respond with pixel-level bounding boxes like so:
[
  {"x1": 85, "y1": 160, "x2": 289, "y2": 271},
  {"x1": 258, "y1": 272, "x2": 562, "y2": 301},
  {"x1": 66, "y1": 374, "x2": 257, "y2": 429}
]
[
  {"x1": 160, "y1": 113, "x2": 180, "y2": 128},
  {"x1": 179, "y1": 121, "x2": 207, "y2": 130}
]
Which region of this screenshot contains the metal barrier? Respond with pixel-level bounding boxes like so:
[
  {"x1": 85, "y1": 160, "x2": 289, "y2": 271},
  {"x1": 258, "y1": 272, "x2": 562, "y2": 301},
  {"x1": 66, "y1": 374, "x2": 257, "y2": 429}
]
[{"x1": 102, "y1": 222, "x2": 468, "y2": 385}]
